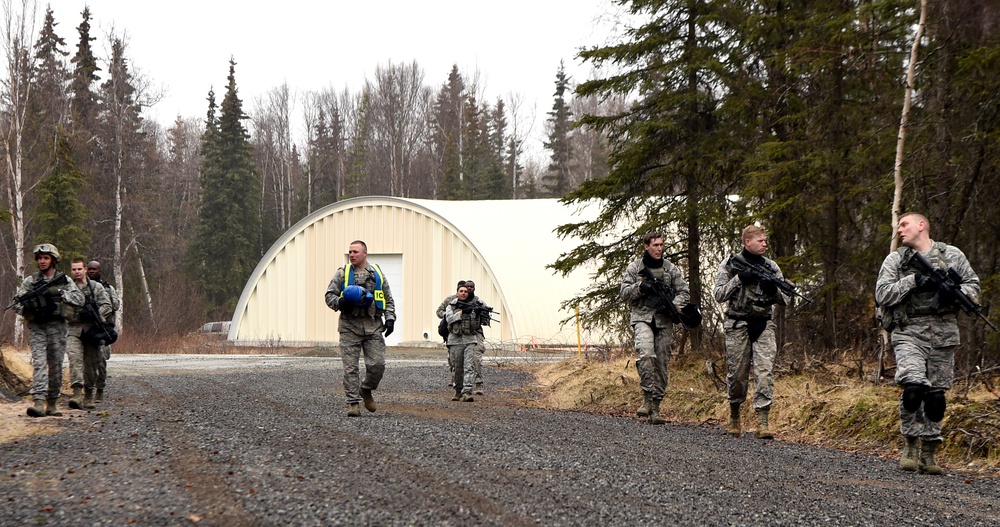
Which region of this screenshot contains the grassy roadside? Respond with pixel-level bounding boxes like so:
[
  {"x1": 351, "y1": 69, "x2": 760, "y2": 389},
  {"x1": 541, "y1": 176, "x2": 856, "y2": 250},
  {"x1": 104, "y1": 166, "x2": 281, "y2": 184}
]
[{"x1": 515, "y1": 354, "x2": 1000, "y2": 474}]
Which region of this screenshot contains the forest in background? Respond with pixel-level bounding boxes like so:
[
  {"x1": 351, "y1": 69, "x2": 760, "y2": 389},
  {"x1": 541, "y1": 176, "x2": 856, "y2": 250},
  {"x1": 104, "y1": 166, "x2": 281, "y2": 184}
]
[
  {"x1": 553, "y1": 0, "x2": 1000, "y2": 377},
  {"x1": 2, "y1": 1, "x2": 999, "y2": 381},
  {"x1": 0, "y1": 2, "x2": 614, "y2": 341}
]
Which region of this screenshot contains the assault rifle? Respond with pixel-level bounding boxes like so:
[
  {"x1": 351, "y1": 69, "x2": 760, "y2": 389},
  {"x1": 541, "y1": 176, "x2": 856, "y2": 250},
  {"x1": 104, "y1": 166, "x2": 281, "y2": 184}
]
[
  {"x1": 730, "y1": 254, "x2": 813, "y2": 304},
  {"x1": 455, "y1": 300, "x2": 498, "y2": 326},
  {"x1": 638, "y1": 267, "x2": 701, "y2": 329},
  {"x1": 4, "y1": 273, "x2": 69, "y2": 311},
  {"x1": 80, "y1": 294, "x2": 118, "y2": 345},
  {"x1": 910, "y1": 252, "x2": 998, "y2": 332}
]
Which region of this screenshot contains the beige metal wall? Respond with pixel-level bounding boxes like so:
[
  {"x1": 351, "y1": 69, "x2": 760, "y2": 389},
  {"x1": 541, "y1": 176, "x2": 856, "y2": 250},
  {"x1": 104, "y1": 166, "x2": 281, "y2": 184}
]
[{"x1": 230, "y1": 197, "x2": 511, "y2": 345}]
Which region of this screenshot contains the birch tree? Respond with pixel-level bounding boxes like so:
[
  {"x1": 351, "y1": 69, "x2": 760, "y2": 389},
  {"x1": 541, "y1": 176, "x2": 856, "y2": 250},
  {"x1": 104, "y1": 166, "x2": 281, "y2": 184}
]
[{"x1": 0, "y1": 0, "x2": 37, "y2": 342}]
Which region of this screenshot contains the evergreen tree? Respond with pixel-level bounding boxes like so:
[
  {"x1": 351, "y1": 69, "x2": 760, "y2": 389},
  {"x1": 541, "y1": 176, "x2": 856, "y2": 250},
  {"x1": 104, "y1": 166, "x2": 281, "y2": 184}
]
[
  {"x1": 553, "y1": 1, "x2": 747, "y2": 348},
  {"x1": 306, "y1": 107, "x2": 340, "y2": 211},
  {"x1": 69, "y1": 7, "x2": 100, "y2": 133},
  {"x1": 186, "y1": 59, "x2": 261, "y2": 315},
  {"x1": 432, "y1": 66, "x2": 465, "y2": 199},
  {"x1": 33, "y1": 130, "x2": 91, "y2": 263},
  {"x1": 343, "y1": 92, "x2": 372, "y2": 198},
  {"x1": 28, "y1": 6, "x2": 69, "y2": 157},
  {"x1": 542, "y1": 61, "x2": 573, "y2": 197}
]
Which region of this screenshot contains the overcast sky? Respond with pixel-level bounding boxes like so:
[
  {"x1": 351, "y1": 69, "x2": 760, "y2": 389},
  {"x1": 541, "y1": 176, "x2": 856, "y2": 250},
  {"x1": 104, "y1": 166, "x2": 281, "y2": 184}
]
[{"x1": 45, "y1": 1, "x2": 621, "y2": 160}]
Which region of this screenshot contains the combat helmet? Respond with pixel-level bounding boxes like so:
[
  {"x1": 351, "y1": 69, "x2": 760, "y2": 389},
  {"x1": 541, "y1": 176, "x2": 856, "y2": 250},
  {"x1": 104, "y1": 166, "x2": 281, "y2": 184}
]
[{"x1": 32, "y1": 243, "x2": 61, "y2": 263}]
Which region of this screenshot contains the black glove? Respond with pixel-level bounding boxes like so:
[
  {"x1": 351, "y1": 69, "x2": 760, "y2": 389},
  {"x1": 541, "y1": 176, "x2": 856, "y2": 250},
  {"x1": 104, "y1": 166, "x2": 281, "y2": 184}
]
[
  {"x1": 759, "y1": 279, "x2": 778, "y2": 296},
  {"x1": 639, "y1": 281, "x2": 656, "y2": 295},
  {"x1": 738, "y1": 271, "x2": 757, "y2": 284},
  {"x1": 914, "y1": 274, "x2": 938, "y2": 292},
  {"x1": 383, "y1": 319, "x2": 394, "y2": 337},
  {"x1": 679, "y1": 303, "x2": 702, "y2": 328}
]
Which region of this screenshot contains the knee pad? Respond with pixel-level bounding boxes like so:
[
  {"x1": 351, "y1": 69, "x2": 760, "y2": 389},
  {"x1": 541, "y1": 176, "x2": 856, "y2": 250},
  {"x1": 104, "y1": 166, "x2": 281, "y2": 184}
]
[
  {"x1": 901, "y1": 384, "x2": 925, "y2": 413},
  {"x1": 924, "y1": 390, "x2": 946, "y2": 422}
]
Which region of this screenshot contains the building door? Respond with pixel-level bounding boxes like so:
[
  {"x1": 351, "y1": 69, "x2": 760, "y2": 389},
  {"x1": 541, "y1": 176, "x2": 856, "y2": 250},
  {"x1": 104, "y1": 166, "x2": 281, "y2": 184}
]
[{"x1": 368, "y1": 254, "x2": 402, "y2": 346}]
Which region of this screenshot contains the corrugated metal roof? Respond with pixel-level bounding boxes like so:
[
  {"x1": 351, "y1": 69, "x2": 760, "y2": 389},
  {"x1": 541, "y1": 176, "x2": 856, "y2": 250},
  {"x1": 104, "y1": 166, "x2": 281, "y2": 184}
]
[{"x1": 228, "y1": 196, "x2": 602, "y2": 347}]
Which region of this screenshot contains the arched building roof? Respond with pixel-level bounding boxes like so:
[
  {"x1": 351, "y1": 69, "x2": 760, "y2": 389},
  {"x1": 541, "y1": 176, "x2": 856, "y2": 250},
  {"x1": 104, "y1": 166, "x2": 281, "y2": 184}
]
[{"x1": 228, "y1": 196, "x2": 600, "y2": 347}]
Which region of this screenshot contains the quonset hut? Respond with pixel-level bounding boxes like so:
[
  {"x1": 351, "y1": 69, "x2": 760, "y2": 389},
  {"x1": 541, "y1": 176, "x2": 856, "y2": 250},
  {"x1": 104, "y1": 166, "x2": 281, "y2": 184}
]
[{"x1": 228, "y1": 196, "x2": 601, "y2": 348}]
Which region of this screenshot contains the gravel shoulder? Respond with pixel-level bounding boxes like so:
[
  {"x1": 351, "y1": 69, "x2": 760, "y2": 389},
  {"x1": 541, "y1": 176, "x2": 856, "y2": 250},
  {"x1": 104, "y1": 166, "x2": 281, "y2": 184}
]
[{"x1": 1, "y1": 354, "x2": 997, "y2": 526}]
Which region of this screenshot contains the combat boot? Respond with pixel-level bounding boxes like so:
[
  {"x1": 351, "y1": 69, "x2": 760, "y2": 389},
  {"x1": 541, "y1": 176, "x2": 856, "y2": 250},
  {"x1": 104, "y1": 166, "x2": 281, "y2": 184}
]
[
  {"x1": 95, "y1": 389, "x2": 104, "y2": 404},
  {"x1": 648, "y1": 398, "x2": 666, "y2": 425},
  {"x1": 83, "y1": 389, "x2": 96, "y2": 409},
  {"x1": 727, "y1": 403, "x2": 741, "y2": 437},
  {"x1": 26, "y1": 399, "x2": 45, "y2": 418},
  {"x1": 918, "y1": 439, "x2": 943, "y2": 475},
  {"x1": 360, "y1": 387, "x2": 377, "y2": 413},
  {"x1": 347, "y1": 403, "x2": 361, "y2": 417},
  {"x1": 899, "y1": 436, "x2": 919, "y2": 472},
  {"x1": 68, "y1": 386, "x2": 84, "y2": 409},
  {"x1": 755, "y1": 409, "x2": 774, "y2": 439},
  {"x1": 45, "y1": 399, "x2": 62, "y2": 417},
  {"x1": 474, "y1": 383, "x2": 484, "y2": 396},
  {"x1": 452, "y1": 387, "x2": 462, "y2": 401},
  {"x1": 636, "y1": 392, "x2": 652, "y2": 418},
  {"x1": 461, "y1": 392, "x2": 475, "y2": 402}
]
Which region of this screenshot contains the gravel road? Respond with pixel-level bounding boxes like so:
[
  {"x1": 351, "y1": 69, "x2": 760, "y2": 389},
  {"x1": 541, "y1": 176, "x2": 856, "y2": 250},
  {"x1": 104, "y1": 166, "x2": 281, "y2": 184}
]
[{"x1": 1, "y1": 354, "x2": 997, "y2": 526}]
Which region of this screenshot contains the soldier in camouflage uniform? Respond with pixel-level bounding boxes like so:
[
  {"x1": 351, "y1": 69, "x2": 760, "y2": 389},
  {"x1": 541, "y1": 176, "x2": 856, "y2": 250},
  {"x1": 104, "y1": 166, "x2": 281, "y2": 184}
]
[
  {"x1": 713, "y1": 225, "x2": 789, "y2": 439},
  {"x1": 621, "y1": 232, "x2": 690, "y2": 425},
  {"x1": 87, "y1": 260, "x2": 120, "y2": 403},
  {"x1": 65, "y1": 258, "x2": 112, "y2": 410},
  {"x1": 876, "y1": 212, "x2": 980, "y2": 475},
  {"x1": 445, "y1": 284, "x2": 487, "y2": 402},
  {"x1": 10, "y1": 244, "x2": 85, "y2": 417},
  {"x1": 325, "y1": 240, "x2": 396, "y2": 417},
  {"x1": 437, "y1": 280, "x2": 466, "y2": 386}
]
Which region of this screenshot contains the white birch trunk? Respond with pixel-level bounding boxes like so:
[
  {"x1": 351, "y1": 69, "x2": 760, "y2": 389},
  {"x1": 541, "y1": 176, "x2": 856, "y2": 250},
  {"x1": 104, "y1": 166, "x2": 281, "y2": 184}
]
[{"x1": 2, "y1": 0, "x2": 36, "y2": 343}]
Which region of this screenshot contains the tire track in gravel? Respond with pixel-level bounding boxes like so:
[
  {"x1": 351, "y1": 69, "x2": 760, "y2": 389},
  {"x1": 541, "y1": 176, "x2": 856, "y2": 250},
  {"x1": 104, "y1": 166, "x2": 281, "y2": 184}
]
[
  {"x1": 139, "y1": 372, "x2": 540, "y2": 526},
  {"x1": 134, "y1": 378, "x2": 263, "y2": 527}
]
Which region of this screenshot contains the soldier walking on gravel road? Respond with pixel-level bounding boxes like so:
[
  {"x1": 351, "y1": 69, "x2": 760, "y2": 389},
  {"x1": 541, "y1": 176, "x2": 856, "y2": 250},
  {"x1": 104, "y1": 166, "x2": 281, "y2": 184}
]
[
  {"x1": 9, "y1": 244, "x2": 84, "y2": 417},
  {"x1": 714, "y1": 225, "x2": 789, "y2": 440},
  {"x1": 65, "y1": 258, "x2": 112, "y2": 410},
  {"x1": 325, "y1": 240, "x2": 396, "y2": 417},
  {"x1": 876, "y1": 212, "x2": 981, "y2": 475},
  {"x1": 620, "y1": 232, "x2": 690, "y2": 425}
]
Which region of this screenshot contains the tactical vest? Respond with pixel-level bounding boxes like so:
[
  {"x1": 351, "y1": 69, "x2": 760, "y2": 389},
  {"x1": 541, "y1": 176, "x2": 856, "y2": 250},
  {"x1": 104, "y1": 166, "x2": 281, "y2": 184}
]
[
  {"x1": 26, "y1": 271, "x2": 68, "y2": 323},
  {"x1": 68, "y1": 281, "x2": 96, "y2": 324},
  {"x1": 642, "y1": 265, "x2": 668, "y2": 310},
  {"x1": 899, "y1": 242, "x2": 954, "y2": 316},
  {"x1": 341, "y1": 264, "x2": 386, "y2": 310},
  {"x1": 448, "y1": 304, "x2": 481, "y2": 336},
  {"x1": 723, "y1": 256, "x2": 778, "y2": 319}
]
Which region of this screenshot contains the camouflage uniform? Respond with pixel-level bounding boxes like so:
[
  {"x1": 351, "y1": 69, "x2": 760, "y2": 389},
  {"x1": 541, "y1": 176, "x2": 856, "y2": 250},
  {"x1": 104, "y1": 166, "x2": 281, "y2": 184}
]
[
  {"x1": 325, "y1": 264, "x2": 396, "y2": 405},
  {"x1": 438, "y1": 293, "x2": 486, "y2": 389},
  {"x1": 713, "y1": 252, "x2": 789, "y2": 411},
  {"x1": 876, "y1": 242, "x2": 979, "y2": 441},
  {"x1": 445, "y1": 299, "x2": 488, "y2": 396},
  {"x1": 437, "y1": 294, "x2": 458, "y2": 378},
  {"x1": 621, "y1": 256, "x2": 690, "y2": 400},
  {"x1": 66, "y1": 280, "x2": 112, "y2": 395},
  {"x1": 91, "y1": 279, "x2": 120, "y2": 393},
  {"x1": 12, "y1": 271, "x2": 85, "y2": 402}
]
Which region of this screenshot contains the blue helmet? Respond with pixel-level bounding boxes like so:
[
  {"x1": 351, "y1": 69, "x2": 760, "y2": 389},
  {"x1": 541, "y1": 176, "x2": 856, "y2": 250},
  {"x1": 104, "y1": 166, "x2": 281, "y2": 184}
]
[
  {"x1": 342, "y1": 285, "x2": 367, "y2": 306},
  {"x1": 359, "y1": 290, "x2": 374, "y2": 307}
]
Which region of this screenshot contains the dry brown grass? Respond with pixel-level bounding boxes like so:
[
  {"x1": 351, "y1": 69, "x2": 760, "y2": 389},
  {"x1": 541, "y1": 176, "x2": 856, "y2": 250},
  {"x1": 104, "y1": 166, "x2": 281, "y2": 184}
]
[{"x1": 521, "y1": 354, "x2": 1000, "y2": 474}]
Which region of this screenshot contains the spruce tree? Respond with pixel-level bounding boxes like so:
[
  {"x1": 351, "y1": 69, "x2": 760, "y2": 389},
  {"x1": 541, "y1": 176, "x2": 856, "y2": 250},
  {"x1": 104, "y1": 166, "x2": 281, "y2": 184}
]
[
  {"x1": 33, "y1": 130, "x2": 91, "y2": 264},
  {"x1": 69, "y1": 7, "x2": 100, "y2": 134},
  {"x1": 553, "y1": 1, "x2": 747, "y2": 345},
  {"x1": 542, "y1": 61, "x2": 573, "y2": 197},
  {"x1": 187, "y1": 60, "x2": 262, "y2": 315}
]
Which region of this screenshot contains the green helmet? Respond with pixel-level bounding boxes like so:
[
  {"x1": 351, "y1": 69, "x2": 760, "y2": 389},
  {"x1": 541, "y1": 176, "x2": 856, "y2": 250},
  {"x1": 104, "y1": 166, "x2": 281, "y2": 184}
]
[{"x1": 32, "y1": 243, "x2": 61, "y2": 263}]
